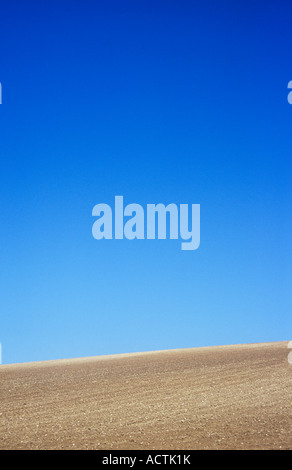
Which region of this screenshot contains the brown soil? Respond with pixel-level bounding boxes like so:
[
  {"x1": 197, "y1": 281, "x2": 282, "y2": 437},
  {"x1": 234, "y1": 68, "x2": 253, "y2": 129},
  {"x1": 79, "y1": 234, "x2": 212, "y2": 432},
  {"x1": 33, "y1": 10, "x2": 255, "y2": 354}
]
[{"x1": 0, "y1": 341, "x2": 291, "y2": 450}]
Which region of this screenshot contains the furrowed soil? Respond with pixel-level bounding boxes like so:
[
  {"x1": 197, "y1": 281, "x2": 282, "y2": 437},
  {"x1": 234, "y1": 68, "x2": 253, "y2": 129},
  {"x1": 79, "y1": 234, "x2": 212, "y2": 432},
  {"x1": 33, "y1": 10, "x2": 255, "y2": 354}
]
[{"x1": 0, "y1": 341, "x2": 291, "y2": 450}]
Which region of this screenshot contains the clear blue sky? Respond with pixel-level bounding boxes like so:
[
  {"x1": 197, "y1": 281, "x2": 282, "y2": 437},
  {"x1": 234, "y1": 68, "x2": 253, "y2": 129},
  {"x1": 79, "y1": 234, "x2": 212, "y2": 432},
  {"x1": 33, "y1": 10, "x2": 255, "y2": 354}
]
[{"x1": 0, "y1": 1, "x2": 291, "y2": 364}]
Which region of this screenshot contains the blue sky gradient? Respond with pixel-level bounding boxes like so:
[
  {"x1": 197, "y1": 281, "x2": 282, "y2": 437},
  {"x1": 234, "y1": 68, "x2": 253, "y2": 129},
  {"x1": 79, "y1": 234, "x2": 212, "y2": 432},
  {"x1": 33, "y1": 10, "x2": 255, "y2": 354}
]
[{"x1": 0, "y1": 1, "x2": 291, "y2": 363}]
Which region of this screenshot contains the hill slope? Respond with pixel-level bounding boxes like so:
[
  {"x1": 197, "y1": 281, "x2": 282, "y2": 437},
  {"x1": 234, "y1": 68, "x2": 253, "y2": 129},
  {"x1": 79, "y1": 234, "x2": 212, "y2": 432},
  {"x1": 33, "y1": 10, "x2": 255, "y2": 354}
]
[{"x1": 0, "y1": 341, "x2": 291, "y2": 450}]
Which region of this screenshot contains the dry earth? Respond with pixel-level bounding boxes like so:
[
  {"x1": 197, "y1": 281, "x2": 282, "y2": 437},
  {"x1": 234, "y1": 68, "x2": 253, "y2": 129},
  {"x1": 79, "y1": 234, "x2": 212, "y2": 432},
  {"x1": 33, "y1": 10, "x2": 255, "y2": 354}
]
[{"x1": 0, "y1": 341, "x2": 291, "y2": 450}]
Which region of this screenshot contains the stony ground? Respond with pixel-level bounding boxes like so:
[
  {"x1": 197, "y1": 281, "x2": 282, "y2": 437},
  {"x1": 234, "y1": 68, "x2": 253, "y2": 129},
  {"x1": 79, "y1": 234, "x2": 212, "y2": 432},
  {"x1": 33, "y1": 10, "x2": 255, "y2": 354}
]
[{"x1": 0, "y1": 341, "x2": 291, "y2": 450}]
